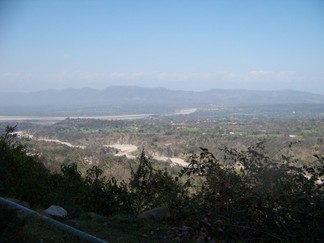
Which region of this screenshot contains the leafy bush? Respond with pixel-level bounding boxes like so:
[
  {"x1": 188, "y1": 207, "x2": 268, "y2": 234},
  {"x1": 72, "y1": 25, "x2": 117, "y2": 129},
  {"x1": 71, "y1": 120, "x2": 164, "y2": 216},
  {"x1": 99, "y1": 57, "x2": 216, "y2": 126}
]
[
  {"x1": 0, "y1": 126, "x2": 50, "y2": 206},
  {"x1": 83, "y1": 165, "x2": 133, "y2": 215},
  {"x1": 44, "y1": 163, "x2": 133, "y2": 216},
  {"x1": 130, "y1": 150, "x2": 186, "y2": 213},
  {"x1": 43, "y1": 163, "x2": 86, "y2": 215},
  {"x1": 1, "y1": 126, "x2": 132, "y2": 217},
  {"x1": 178, "y1": 142, "x2": 324, "y2": 241}
]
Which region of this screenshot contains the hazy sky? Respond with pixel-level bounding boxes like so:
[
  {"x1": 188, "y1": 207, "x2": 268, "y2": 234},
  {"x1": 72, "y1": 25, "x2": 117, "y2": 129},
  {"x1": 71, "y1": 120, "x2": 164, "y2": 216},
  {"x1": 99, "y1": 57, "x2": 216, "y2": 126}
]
[{"x1": 0, "y1": 0, "x2": 323, "y2": 93}]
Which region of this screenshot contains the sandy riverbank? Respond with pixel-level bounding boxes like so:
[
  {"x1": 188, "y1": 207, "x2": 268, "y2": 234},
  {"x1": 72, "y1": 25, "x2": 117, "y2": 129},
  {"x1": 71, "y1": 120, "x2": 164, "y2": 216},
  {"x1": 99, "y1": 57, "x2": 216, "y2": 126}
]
[
  {"x1": 106, "y1": 144, "x2": 189, "y2": 166},
  {"x1": 13, "y1": 131, "x2": 189, "y2": 167}
]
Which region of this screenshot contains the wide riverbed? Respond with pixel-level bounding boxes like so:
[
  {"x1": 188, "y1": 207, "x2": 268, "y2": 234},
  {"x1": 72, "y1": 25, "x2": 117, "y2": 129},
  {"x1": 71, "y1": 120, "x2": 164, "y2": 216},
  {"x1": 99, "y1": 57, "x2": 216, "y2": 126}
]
[
  {"x1": 0, "y1": 108, "x2": 197, "y2": 124},
  {"x1": 0, "y1": 114, "x2": 155, "y2": 125}
]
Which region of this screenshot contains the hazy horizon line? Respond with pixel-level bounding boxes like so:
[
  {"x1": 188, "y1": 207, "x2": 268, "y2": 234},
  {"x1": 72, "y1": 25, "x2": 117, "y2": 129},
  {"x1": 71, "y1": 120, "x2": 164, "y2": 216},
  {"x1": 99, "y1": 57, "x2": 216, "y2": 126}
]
[{"x1": 1, "y1": 85, "x2": 324, "y2": 96}]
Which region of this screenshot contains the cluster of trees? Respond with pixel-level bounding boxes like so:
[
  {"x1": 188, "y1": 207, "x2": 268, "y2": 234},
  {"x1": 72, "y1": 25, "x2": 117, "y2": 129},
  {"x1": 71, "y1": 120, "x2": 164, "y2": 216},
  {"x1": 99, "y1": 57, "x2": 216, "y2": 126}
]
[{"x1": 1, "y1": 126, "x2": 324, "y2": 241}]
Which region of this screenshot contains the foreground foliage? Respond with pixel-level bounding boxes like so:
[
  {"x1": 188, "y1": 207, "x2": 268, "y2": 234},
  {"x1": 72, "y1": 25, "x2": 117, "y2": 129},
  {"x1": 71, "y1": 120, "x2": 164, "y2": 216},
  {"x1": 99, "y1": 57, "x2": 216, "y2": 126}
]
[
  {"x1": 179, "y1": 142, "x2": 324, "y2": 241},
  {"x1": 130, "y1": 150, "x2": 187, "y2": 212},
  {"x1": 1, "y1": 126, "x2": 324, "y2": 242}
]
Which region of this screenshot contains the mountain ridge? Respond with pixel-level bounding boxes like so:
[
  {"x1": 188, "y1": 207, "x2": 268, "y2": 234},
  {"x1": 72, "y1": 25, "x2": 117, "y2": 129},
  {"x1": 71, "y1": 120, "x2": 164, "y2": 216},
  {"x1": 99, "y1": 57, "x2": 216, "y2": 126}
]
[{"x1": 1, "y1": 86, "x2": 324, "y2": 107}]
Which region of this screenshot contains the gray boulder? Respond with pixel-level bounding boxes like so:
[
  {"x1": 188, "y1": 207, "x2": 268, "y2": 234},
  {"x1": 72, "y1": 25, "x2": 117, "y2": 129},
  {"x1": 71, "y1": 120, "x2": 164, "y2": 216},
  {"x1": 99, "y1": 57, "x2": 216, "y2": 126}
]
[
  {"x1": 138, "y1": 206, "x2": 170, "y2": 220},
  {"x1": 45, "y1": 205, "x2": 68, "y2": 219}
]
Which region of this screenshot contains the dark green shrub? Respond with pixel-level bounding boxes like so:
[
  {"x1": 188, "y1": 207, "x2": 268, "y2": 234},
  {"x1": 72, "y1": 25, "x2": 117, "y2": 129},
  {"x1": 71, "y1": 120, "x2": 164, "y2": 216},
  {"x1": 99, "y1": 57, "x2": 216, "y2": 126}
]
[
  {"x1": 130, "y1": 150, "x2": 186, "y2": 213},
  {"x1": 83, "y1": 165, "x2": 133, "y2": 215},
  {"x1": 43, "y1": 163, "x2": 86, "y2": 216},
  {"x1": 178, "y1": 143, "x2": 324, "y2": 241},
  {"x1": 0, "y1": 126, "x2": 50, "y2": 206}
]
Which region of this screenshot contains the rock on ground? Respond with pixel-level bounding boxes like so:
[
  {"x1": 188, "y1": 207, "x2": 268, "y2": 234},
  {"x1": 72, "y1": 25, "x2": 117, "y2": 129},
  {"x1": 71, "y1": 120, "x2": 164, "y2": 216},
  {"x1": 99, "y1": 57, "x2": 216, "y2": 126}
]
[
  {"x1": 45, "y1": 205, "x2": 68, "y2": 219},
  {"x1": 137, "y1": 206, "x2": 170, "y2": 220}
]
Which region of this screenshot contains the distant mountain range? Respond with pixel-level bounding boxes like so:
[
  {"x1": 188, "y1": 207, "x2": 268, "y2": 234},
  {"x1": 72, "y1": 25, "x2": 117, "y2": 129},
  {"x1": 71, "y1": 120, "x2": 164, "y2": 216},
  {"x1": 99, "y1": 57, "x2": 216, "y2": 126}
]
[{"x1": 1, "y1": 86, "x2": 324, "y2": 107}]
